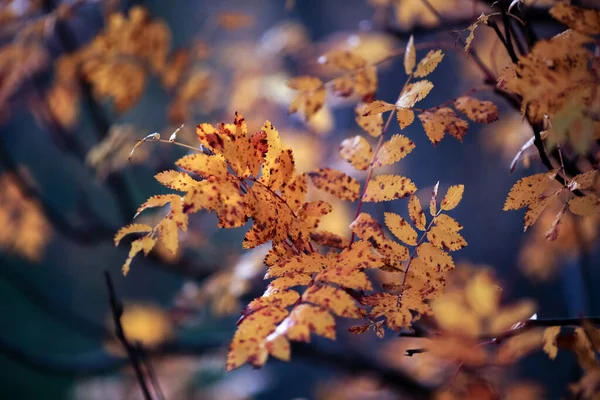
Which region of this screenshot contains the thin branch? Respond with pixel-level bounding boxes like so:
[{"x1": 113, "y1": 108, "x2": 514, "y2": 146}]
[{"x1": 104, "y1": 271, "x2": 153, "y2": 400}]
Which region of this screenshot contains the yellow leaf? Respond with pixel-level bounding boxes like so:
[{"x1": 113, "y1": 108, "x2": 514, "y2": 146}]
[
  {"x1": 154, "y1": 170, "x2": 200, "y2": 192},
  {"x1": 363, "y1": 174, "x2": 417, "y2": 202},
  {"x1": 454, "y1": 96, "x2": 499, "y2": 123},
  {"x1": 360, "y1": 100, "x2": 396, "y2": 116},
  {"x1": 543, "y1": 326, "x2": 561, "y2": 360},
  {"x1": 549, "y1": 3, "x2": 600, "y2": 35},
  {"x1": 396, "y1": 108, "x2": 415, "y2": 129},
  {"x1": 122, "y1": 236, "x2": 156, "y2": 275},
  {"x1": 339, "y1": 135, "x2": 373, "y2": 171},
  {"x1": 496, "y1": 329, "x2": 544, "y2": 364},
  {"x1": 408, "y1": 195, "x2": 426, "y2": 230},
  {"x1": 396, "y1": 80, "x2": 433, "y2": 108},
  {"x1": 247, "y1": 290, "x2": 300, "y2": 312},
  {"x1": 310, "y1": 230, "x2": 350, "y2": 249},
  {"x1": 414, "y1": 49, "x2": 444, "y2": 78},
  {"x1": 432, "y1": 294, "x2": 480, "y2": 336},
  {"x1": 281, "y1": 173, "x2": 307, "y2": 212},
  {"x1": 175, "y1": 153, "x2": 228, "y2": 180},
  {"x1": 384, "y1": 212, "x2": 418, "y2": 246},
  {"x1": 265, "y1": 332, "x2": 291, "y2": 362},
  {"x1": 261, "y1": 148, "x2": 295, "y2": 190},
  {"x1": 288, "y1": 76, "x2": 326, "y2": 120},
  {"x1": 417, "y1": 242, "x2": 454, "y2": 272},
  {"x1": 267, "y1": 275, "x2": 313, "y2": 291},
  {"x1": 114, "y1": 223, "x2": 153, "y2": 245},
  {"x1": 317, "y1": 267, "x2": 372, "y2": 291},
  {"x1": 569, "y1": 195, "x2": 600, "y2": 216},
  {"x1": 465, "y1": 270, "x2": 500, "y2": 317},
  {"x1": 524, "y1": 190, "x2": 561, "y2": 231},
  {"x1": 302, "y1": 285, "x2": 361, "y2": 318},
  {"x1": 135, "y1": 194, "x2": 181, "y2": 217},
  {"x1": 373, "y1": 134, "x2": 415, "y2": 168},
  {"x1": 319, "y1": 50, "x2": 367, "y2": 71},
  {"x1": 435, "y1": 214, "x2": 463, "y2": 232},
  {"x1": 282, "y1": 304, "x2": 336, "y2": 341},
  {"x1": 353, "y1": 65, "x2": 378, "y2": 99},
  {"x1": 503, "y1": 170, "x2": 558, "y2": 210},
  {"x1": 350, "y1": 212, "x2": 385, "y2": 241},
  {"x1": 361, "y1": 293, "x2": 413, "y2": 330},
  {"x1": 265, "y1": 252, "x2": 329, "y2": 278},
  {"x1": 569, "y1": 170, "x2": 597, "y2": 191},
  {"x1": 489, "y1": 300, "x2": 536, "y2": 334},
  {"x1": 404, "y1": 35, "x2": 416, "y2": 74},
  {"x1": 418, "y1": 108, "x2": 469, "y2": 145},
  {"x1": 307, "y1": 168, "x2": 361, "y2": 201},
  {"x1": 337, "y1": 240, "x2": 384, "y2": 270},
  {"x1": 440, "y1": 184, "x2": 465, "y2": 211},
  {"x1": 427, "y1": 223, "x2": 467, "y2": 251},
  {"x1": 227, "y1": 306, "x2": 288, "y2": 370},
  {"x1": 355, "y1": 103, "x2": 384, "y2": 137}
]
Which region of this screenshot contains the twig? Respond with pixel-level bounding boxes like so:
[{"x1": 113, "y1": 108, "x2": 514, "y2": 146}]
[
  {"x1": 104, "y1": 271, "x2": 153, "y2": 400},
  {"x1": 136, "y1": 344, "x2": 166, "y2": 400}
]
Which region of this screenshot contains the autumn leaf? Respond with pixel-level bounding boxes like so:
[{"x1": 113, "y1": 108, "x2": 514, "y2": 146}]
[
  {"x1": 414, "y1": 49, "x2": 444, "y2": 78},
  {"x1": 302, "y1": 285, "x2": 361, "y2": 318},
  {"x1": 440, "y1": 184, "x2": 465, "y2": 211},
  {"x1": 408, "y1": 195, "x2": 427, "y2": 231},
  {"x1": 363, "y1": 175, "x2": 417, "y2": 202},
  {"x1": 114, "y1": 224, "x2": 154, "y2": 245},
  {"x1": 418, "y1": 108, "x2": 468, "y2": 145},
  {"x1": 404, "y1": 35, "x2": 416, "y2": 74},
  {"x1": 339, "y1": 135, "x2": 373, "y2": 171},
  {"x1": 569, "y1": 195, "x2": 600, "y2": 216},
  {"x1": 542, "y1": 326, "x2": 561, "y2": 360},
  {"x1": 396, "y1": 80, "x2": 434, "y2": 108},
  {"x1": 307, "y1": 168, "x2": 361, "y2": 201},
  {"x1": 288, "y1": 76, "x2": 326, "y2": 120},
  {"x1": 384, "y1": 212, "x2": 418, "y2": 246},
  {"x1": 549, "y1": 3, "x2": 600, "y2": 35},
  {"x1": 373, "y1": 135, "x2": 415, "y2": 168},
  {"x1": 396, "y1": 108, "x2": 415, "y2": 129},
  {"x1": 504, "y1": 170, "x2": 559, "y2": 211},
  {"x1": 454, "y1": 96, "x2": 499, "y2": 123},
  {"x1": 356, "y1": 103, "x2": 385, "y2": 137},
  {"x1": 361, "y1": 100, "x2": 395, "y2": 116}
]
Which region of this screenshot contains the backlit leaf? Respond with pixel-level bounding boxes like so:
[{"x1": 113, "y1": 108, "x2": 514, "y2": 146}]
[
  {"x1": 549, "y1": 3, "x2": 600, "y2": 35},
  {"x1": 307, "y1": 168, "x2": 361, "y2": 201},
  {"x1": 302, "y1": 285, "x2": 361, "y2": 318},
  {"x1": 373, "y1": 134, "x2": 415, "y2": 168},
  {"x1": 404, "y1": 35, "x2": 416, "y2": 75},
  {"x1": 122, "y1": 236, "x2": 156, "y2": 275},
  {"x1": 396, "y1": 80, "x2": 434, "y2": 108},
  {"x1": 503, "y1": 170, "x2": 558, "y2": 211},
  {"x1": 363, "y1": 174, "x2": 417, "y2": 202},
  {"x1": 414, "y1": 49, "x2": 444, "y2": 78},
  {"x1": 454, "y1": 96, "x2": 499, "y2": 123},
  {"x1": 569, "y1": 195, "x2": 600, "y2": 216},
  {"x1": 114, "y1": 224, "x2": 153, "y2": 245},
  {"x1": 418, "y1": 108, "x2": 468, "y2": 145},
  {"x1": 440, "y1": 184, "x2": 464, "y2": 211},
  {"x1": 288, "y1": 76, "x2": 326, "y2": 120},
  {"x1": 396, "y1": 108, "x2": 415, "y2": 129},
  {"x1": 408, "y1": 195, "x2": 426, "y2": 230},
  {"x1": 339, "y1": 135, "x2": 373, "y2": 171},
  {"x1": 281, "y1": 304, "x2": 336, "y2": 341},
  {"x1": 542, "y1": 326, "x2": 561, "y2": 360},
  {"x1": 356, "y1": 103, "x2": 384, "y2": 137},
  {"x1": 384, "y1": 212, "x2": 418, "y2": 246}
]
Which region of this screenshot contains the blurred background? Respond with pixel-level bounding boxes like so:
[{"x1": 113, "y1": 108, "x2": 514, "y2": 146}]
[{"x1": 0, "y1": 0, "x2": 599, "y2": 398}]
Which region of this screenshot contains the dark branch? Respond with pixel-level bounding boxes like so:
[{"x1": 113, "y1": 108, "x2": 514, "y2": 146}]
[{"x1": 104, "y1": 271, "x2": 153, "y2": 400}]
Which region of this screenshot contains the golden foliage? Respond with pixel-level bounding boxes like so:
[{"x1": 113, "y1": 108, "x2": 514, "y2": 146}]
[{"x1": 0, "y1": 172, "x2": 51, "y2": 261}]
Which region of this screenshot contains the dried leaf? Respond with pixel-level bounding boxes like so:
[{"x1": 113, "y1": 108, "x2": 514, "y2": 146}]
[
  {"x1": 356, "y1": 103, "x2": 385, "y2": 137},
  {"x1": 396, "y1": 80, "x2": 434, "y2": 108},
  {"x1": 404, "y1": 35, "x2": 416, "y2": 75},
  {"x1": 288, "y1": 76, "x2": 326, "y2": 120},
  {"x1": 549, "y1": 3, "x2": 600, "y2": 35},
  {"x1": 408, "y1": 195, "x2": 426, "y2": 230},
  {"x1": 302, "y1": 285, "x2": 361, "y2": 318},
  {"x1": 569, "y1": 195, "x2": 600, "y2": 216},
  {"x1": 504, "y1": 170, "x2": 559, "y2": 210},
  {"x1": 114, "y1": 223, "x2": 153, "y2": 245},
  {"x1": 418, "y1": 108, "x2": 468, "y2": 145},
  {"x1": 440, "y1": 184, "x2": 464, "y2": 211},
  {"x1": 542, "y1": 326, "x2": 561, "y2": 360},
  {"x1": 396, "y1": 108, "x2": 415, "y2": 129},
  {"x1": 384, "y1": 212, "x2": 418, "y2": 246}
]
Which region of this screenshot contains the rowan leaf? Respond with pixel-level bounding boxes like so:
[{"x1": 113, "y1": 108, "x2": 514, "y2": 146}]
[
  {"x1": 454, "y1": 96, "x2": 499, "y2": 124},
  {"x1": 310, "y1": 231, "x2": 350, "y2": 249},
  {"x1": 549, "y1": 3, "x2": 600, "y2": 35},
  {"x1": 396, "y1": 108, "x2": 415, "y2": 129},
  {"x1": 408, "y1": 195, "x2": 426, "y2": 230},
  {"x1": 319, "y1": 50, "x2": 367, "y2": 71},
  {"x1": 568, "y1": 170, "x2": 597, "y2": 191},
  {"x1": 427, "y1": 217, "x2": 467, "y2": 251},
  {"x1": 302, "y1": 285, "x2": 361, "y2": 318},
  {"x1": 503, "y1": 170, "x2": 559, "y2": 211},
  {"x1": 154, "y1": 170, "x2": 200, "y2": 192},
  {"x1": 430, "y1": 181, "x2": 439, "y2": 216},
  {"x1": 396, "y1": 80, "x2": 434, "y2": 108},
  {"x1": 363, "y1": 174, "x2": 417, "y2": 202},
  {"x1": 569, "y1": 195, "x2": 600, "y2": 216},
  {"x1": 281, "y1": 174, "x2": 307, "y2": 212},
  {"x1": 524, "y1": 190, "x2": 561, "y2": 231},
  {"x1": 361, "y1": 100, "x2": 396, "y2": 116},
  {"x1": 317, "y1": 267, "x2": 372, "y2": 291},
  {"x1": 440, "y1": 184, "x2": 465, "y2": 211},
  {"x1": 542, "y1": 326, "x2": 561, "y2": 360},
  {"x1": 432, "y1": 294, "x2": 480, "y2": 337},
  {"x1": 122, "y1": 236, "x2": 156, "y2": 275},
  {"x1": 373, "y1": 134, "x2": 415, "y2": 168},
  {"x1": 418, "y1": 108, "x2": 468, "y2": 145},
  {"x1": 226, "y1": 306, "x2": 288, "y2": 370},
  {"x1": 265, "y1": 252, "x2": 329, "y2": 278},
  {"x1": 339, "y1": 135, "x2": 373, "y2": 171},
  {"x1": 356, "y1": 103, "x2": 384, "y2": 137},
  {"x1": 135, "y1": 194, "x2": 181, "y2": 217},
  {"x1": 175, "y1": 153, "x2": 228, "y2": 180},
  {"x1": 489, "y1": 300, "x2": 536, "y2": 334},
  {"x1": 281, "y1": 304, "x2": 336, "y2": 341},
  {"x1": 288, "y1": 76, "x2": 326, "y2": 120},
  {"x1": 384, "y1": 212, "x2": 418, "y2": 246},
  {"x1": 417, "y1": 242, "x2": 454, "y2": 272},
  {"x1": 404, "y1": 35, "x2": 416, "y2": 75},
  {"x1": 361, "y1": 293, "x2": 413, "y2": 330},
  {"x1": 465, "y1": 271, "x2": 500, "y2": 317},
  {"x1": 307, "y1": 168, "x2": 360, "y2": 201},
  {"x1": 414, "y1": 49, "x2": 444, "y2": 78},
  {"x1": 114, "y1": 223, "x2": 153, "y2": 245},
  {"x1": 267, "y1": 275, "x2": 313, "y2": 291}
]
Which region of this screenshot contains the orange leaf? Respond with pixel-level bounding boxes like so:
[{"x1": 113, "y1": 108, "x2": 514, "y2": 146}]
[
  {"x1": 363, "y1": 174, "x2": 417, "y2": 202},
  {"x1": 373, "y1": 134, "x2": 415, "y2": 168},
  {"x1": 307, "y1": 168, "x2": 361, "y2": 201}
]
